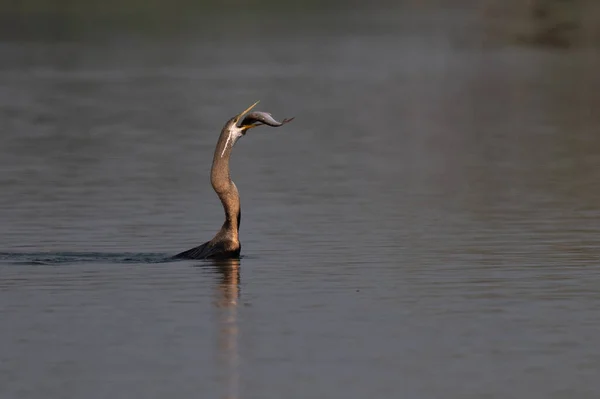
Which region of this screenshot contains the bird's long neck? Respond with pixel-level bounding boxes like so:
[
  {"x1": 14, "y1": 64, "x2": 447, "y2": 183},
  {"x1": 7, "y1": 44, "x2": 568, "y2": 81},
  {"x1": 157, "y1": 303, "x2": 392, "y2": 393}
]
[{"x1": 211, "y1": 126, "x2": 242, "y2": 237}]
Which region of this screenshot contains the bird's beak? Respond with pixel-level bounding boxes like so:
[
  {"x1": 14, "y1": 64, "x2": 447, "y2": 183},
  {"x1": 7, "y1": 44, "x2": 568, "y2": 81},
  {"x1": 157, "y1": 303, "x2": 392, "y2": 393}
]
[{"x1": 234, "y1": 101, "x2": 260, "y2": 127}]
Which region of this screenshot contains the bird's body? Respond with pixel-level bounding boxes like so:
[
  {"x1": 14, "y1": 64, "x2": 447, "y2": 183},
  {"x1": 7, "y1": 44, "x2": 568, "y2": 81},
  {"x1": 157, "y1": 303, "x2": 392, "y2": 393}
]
[{"x1": 174, "y1": 102, "x2": 293, "y2": 260}]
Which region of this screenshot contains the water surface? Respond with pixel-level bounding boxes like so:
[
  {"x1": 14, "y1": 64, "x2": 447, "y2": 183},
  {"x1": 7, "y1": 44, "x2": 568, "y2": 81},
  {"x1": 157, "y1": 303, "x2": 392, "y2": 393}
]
[{"x1": 1, "y1": 5, "x2": 600, "y2": 399}]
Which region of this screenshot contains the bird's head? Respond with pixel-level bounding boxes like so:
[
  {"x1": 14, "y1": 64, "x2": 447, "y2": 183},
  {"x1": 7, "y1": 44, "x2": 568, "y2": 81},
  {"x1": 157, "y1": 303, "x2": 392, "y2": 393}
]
[{"x1": 225, "y1": 101, "x2": 294, "y2": 136}]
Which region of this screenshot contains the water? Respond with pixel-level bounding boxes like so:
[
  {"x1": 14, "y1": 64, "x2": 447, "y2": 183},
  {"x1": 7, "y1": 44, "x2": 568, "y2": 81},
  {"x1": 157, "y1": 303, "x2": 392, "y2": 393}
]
[{"x1": 2, "y1": 5, "x2": 600, "y2": 399}]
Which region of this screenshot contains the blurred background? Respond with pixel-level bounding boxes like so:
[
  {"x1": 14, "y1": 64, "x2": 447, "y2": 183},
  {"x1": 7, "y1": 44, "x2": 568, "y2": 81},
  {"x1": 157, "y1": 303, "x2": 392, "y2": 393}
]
[
  {"x1": 2, "y1": 0, "x2": 600, "y2": 46},
  {"x1": 1, "y1": 0, "x2": 600, "y2": 251},
  {"x1": 1, "y1": 1, "x2": 600, "y2": 399}
]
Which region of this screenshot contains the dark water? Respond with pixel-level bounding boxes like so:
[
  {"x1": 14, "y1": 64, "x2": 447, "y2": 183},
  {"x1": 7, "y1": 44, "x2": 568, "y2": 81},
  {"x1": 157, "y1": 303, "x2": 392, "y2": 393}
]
[{"x1": 2, "y1": 6, "x2": 600, "y2": 399}]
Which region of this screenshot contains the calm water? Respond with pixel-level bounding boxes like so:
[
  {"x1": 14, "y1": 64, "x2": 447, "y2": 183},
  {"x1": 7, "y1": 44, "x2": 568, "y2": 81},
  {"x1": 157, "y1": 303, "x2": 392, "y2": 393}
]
[{"x1": 2, "y1": 6, "x2": 600, "y2": 399}]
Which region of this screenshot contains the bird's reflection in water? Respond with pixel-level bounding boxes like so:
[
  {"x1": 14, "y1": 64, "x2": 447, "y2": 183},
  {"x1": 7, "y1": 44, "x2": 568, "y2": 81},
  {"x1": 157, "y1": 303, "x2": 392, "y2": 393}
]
[{"x1": 205, "y1": 258, "x2": 241, "y2": 399}]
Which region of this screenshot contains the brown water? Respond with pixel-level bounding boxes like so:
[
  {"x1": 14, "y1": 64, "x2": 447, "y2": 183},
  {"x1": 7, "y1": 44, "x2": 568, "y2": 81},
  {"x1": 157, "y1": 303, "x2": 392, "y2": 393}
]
[{"x1": 1, "y1": 6, "x2": 600, "y2": 399}]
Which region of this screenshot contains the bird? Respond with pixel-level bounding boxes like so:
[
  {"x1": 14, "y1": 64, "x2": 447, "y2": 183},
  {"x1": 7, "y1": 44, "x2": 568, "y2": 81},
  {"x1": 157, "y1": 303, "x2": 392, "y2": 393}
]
[{"x1": 174, "y1": 101, "x2": 294, "y2": 260}]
